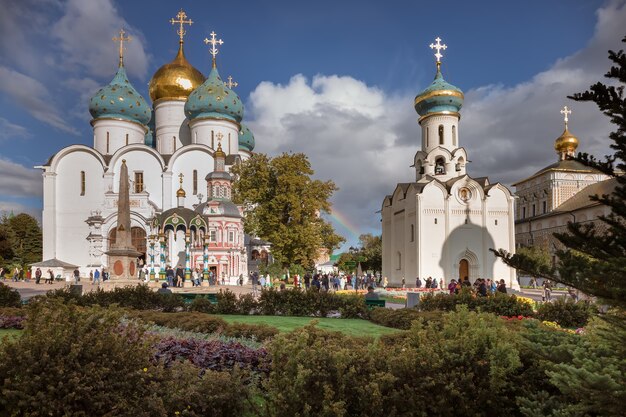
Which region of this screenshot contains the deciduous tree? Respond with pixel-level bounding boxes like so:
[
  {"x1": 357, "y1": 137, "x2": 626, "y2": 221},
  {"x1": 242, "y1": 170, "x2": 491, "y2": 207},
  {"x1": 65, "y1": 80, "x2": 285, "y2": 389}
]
[{"x1": 232, "y1": 152, "x2": 344, "y2": 269}]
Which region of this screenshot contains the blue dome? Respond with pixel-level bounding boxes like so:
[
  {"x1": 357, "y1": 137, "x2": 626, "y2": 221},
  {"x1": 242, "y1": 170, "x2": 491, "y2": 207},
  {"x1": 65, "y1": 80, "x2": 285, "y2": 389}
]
[
  {"x1": 414, "y1": 68, "x2": 464, "y2": 116},
  {"x1": 89, "y1": 66, "x2": 151, "y2": 125},
  {"x1": 184, "y1": 66, "x2": 243, "y2": 123},
  {"x1": 238, "y1": 124, "x2": 255, "y2": 152}
]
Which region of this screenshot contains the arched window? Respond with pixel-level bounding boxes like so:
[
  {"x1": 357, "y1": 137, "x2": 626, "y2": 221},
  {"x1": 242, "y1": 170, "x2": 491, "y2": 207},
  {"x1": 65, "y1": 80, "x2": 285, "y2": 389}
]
[
  {"x1": 438, "y1": 125, "x2": 444, "y2": 145},
  {"x1": 452, "y1": 125, "x2": 457, "y2": 146},
  {"x1": 80, "y1": 171, "x2": 85, "y2": 196},
  {"x1": 193, "y1": 170, "x2": 198, "y2": 195},
  {"x1": 397, "y1": 252, "x2": 401, "y2": 269},
  {"x1": 434, "y1": 218, "x2": 438, "y2": 224},
  {"x1": 125, "y1": 133, "x2": 129, "y2": 146},
  {"x1": 426, "y1": 127, "x2": 429, "y2": 147},
  {"x1": 410, "y1": 224, "x2": 415, "y2": 242},
  {"x1": 435, "y1": 157, "x2": 445, "y2": 175},
  {"x1": 106, "y1": 132, "x2": 110, "y2": 154}
]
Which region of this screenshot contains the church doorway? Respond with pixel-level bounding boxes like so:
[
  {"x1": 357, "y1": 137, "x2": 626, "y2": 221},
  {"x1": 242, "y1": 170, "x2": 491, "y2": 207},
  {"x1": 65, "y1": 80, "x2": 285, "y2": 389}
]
[{"x1": 459, "y1": 259, "x2": 469, "y2": 282}]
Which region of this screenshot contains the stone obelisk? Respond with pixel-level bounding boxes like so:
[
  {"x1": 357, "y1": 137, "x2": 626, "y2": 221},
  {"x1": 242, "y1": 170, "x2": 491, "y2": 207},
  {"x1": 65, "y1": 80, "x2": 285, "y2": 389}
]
[{"x1": 106, "y1": 160, "x2": 141, "y2": 280}]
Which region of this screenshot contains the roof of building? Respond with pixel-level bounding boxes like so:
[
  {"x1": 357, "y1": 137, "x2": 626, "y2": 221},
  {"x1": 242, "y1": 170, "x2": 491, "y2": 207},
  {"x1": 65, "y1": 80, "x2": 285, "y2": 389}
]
[
  {"x1": 31, "y1": 258, "x2": 79, "y2": 268},
  {"x1": 512, "y1": 159, "x2": 599, "y2": 185},
  {"x1": 195, "y1": 200, "x2": 241, "y2": 218},
  {"x1": 554, "y1": 176, "x2": 620, "y2": 213}
]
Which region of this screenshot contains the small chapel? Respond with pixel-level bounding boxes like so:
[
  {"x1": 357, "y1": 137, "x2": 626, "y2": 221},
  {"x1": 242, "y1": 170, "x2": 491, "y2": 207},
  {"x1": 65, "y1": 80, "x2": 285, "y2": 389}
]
[
  {"x1": 381, "y1": 38, "x2": 518, "y2": 289},
  {"x1": 35, "y1": 10, "x2": 270, "y2": 282}
]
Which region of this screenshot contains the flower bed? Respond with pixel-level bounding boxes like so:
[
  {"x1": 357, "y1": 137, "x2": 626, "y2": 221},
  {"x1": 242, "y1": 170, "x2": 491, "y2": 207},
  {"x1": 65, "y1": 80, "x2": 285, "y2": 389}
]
[
  {"x1": 153, "y1": 336, "x2": 269, "y2": 374},
  {"x1": 0, "y1": 315, "x2": 25, "y2": 329}
]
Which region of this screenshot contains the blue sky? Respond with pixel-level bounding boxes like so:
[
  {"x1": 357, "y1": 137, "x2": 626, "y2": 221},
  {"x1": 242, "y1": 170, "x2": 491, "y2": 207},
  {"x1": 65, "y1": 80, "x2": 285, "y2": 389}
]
[{"x1": 0, "y1": 0, "x2": 623, "y2": 250}]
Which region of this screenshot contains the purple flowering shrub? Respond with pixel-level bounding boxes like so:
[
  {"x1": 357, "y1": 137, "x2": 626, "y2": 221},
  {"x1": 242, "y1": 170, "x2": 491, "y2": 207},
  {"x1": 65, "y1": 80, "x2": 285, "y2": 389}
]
[
  {"x1": 153, "y1": 337, "x2": 270, "y2": 375},
  {"x1": 0, "y1": 315, "x2": 24, "y2": 329}
]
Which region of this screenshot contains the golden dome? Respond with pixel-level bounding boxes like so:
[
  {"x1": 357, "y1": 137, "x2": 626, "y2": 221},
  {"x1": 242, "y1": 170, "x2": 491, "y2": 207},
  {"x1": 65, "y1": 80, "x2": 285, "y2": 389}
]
[
  {"x1": 554, "y1": 128, "x2": 579, "y2": 155},
  {"x1": 176, "y1": 187, "x2": 186, "y2": 198},
  {"x1": 149, "y1": 43, "x2": 205, "y2": 103}
]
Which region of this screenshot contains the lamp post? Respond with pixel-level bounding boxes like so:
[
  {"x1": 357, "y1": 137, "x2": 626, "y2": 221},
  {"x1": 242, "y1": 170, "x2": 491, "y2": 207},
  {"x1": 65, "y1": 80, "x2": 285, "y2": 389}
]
[
  {"x1": 148, "y1": 234, "x2": 156, "y2": 280},
  {"x1": 158, "y1": 232, "x2": 166, "y2": 279}
]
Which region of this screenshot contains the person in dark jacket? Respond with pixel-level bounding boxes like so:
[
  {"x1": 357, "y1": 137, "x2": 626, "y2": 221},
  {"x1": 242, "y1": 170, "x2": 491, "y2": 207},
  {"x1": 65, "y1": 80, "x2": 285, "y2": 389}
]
[
  {"x1": 497, "y1": 279, "x2": 507, "y2": 294},
  {"x1": 478, "y1": 279, "x2": 488, "y2": 296}
]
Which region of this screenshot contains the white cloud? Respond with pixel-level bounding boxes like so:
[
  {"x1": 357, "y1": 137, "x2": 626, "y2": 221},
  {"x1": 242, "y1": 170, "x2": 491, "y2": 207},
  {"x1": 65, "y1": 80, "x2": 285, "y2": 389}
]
[
  {"x1": 51, "y1": 0, "x2": 150, "y2": 79},
  {"x1": 0, "y1": 158, "x2": 42, "y2": 198},
  {"x1": 0, "y1": 118, "x2": 31, "y2": 141},
  {"x1": 246, "y1": 0, "x2": 626, "y2": 239},
  {"x1": 0, "y1": 66, "x2": 79, "y2": 134}
]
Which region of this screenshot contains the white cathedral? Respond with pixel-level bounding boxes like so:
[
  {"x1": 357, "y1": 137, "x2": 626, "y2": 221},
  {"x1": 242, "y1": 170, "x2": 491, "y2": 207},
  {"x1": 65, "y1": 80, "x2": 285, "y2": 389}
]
[
  {"x1": 35, "y1": 11, "x2": 268, "y2": 282},
  {"x1": 381, "y1": 38, "x2": 518, "y2": 289}
]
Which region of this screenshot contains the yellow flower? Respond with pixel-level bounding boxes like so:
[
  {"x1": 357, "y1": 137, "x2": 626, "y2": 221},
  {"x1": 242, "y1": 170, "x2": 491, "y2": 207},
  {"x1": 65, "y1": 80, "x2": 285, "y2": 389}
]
[{"x1": 143, "y1": 367, "x2": 148, "y2": 372}]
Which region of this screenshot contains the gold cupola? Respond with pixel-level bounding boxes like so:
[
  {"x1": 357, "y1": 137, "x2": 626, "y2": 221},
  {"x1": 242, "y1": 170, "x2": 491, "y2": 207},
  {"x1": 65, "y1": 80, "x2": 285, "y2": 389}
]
[
  {"x1": 554, "y1": 106, "x2": 579, "y2": 160},
  {"x1": 148, "y1": 10, "x2": 205, "y2": 103}
]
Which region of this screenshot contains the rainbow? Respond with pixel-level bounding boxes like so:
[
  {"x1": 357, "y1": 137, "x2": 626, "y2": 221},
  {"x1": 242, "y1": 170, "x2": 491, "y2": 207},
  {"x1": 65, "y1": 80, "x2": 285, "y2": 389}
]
[{"x1": 326, "y1": 209, "x2": 362, "y2": 241}]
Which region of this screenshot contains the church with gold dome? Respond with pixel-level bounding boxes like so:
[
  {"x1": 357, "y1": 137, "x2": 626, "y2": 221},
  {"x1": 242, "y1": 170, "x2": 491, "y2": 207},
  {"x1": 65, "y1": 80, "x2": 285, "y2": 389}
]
[
  {"x1": 381, "y1": 38, "x2": 518, "y2": 289},
  {"x1": 513, "y1": 106, "x2": 614, "y2": 259},
  {"x1": 36, "y1": 10, "x2": 263, "y2": 283}
]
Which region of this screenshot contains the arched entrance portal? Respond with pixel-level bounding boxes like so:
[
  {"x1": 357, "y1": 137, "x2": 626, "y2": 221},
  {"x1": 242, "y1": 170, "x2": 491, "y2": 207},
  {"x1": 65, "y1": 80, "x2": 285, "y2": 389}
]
[
  {"x1": 459, "y1": 259, "x2": 469, "y2": 282},
  {"x1": 109, "y1": 227, "x2": 147, "y2": 266}
]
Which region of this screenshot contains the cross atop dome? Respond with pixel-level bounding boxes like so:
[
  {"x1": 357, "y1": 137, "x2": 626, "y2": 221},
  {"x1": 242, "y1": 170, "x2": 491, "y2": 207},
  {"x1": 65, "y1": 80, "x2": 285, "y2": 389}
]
[
  {"x1": 204, "y1": 31, "x2": 224, "y2": 68},
  {"x1": 429, "y1": 37, "x2": 447, "y2": 69},
  {"x1": 170, "y1": 9, "x2": 193, "y2": 44},
  {"x1": 226, "y1": 75, "x2": 238, "y2": 89},
  {"x1": 112, "y1": 28, "x2": 131, "y2": 67},
  {"x1": 560, "y1": 105, "x2": 572, "y2": 129}
]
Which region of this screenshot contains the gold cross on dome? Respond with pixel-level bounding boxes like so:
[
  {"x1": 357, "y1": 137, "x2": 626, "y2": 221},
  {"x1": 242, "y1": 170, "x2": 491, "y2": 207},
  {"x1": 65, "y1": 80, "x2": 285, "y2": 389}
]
[
  {"x1": 204, "y1": 31, "x2": 224, "y2": 68},
  {"x1": 560, "y1": 105, "x2": 572, "y2": 129},
  {"x1": 170, "y1": 9, "x2": 193, "y2": 43},
  {"x1": 226, "y1": 75, "x2": 238, "y2": 88},
  {"x1": 112, "y1": 28, "x2": 132, "y2": 67},
  {"x1": 429, "y1": 36, "x2": 447, "y2": 68},
  {"x1": 178, "y1": 173, "x2": 184, "y2": 186}
]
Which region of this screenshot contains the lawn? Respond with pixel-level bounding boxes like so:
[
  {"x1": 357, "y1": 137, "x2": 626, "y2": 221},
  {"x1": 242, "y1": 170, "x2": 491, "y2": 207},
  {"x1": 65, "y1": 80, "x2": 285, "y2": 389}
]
[
  {"x1": 218, "y1": 315, "x2": 401, "y2": 338},
  {"x1": 0, "y1": 329, "x2": 22, "y2": 341}
]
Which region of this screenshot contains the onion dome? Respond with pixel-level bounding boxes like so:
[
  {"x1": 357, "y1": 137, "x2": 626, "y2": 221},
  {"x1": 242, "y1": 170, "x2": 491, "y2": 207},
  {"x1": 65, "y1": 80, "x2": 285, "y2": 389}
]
[
  {"x1": 414, "y1": 67, "x2": 464, "y2": 117},
  {"x1": 184, "y1": 66, "x2": 243, "y2": 123},
  {"x1": 554, "y1": 128, "x2": 579, "y2": 156},
  {"x1": 238, "y1": 124, "x2": 255, "y2": 152},
  {"x1": 89, "y1": 65, "x2": 151, "y2": 125},
  {"x1": 176, "y1": 186, "x2": 186, "y2": 198},
  {"x1": 148, "y1": 43, "x2": 205, "y2": 102}
]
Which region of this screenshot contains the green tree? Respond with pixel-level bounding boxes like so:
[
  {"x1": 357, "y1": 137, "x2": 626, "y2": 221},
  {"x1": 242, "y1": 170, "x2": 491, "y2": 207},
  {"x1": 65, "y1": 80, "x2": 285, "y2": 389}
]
[
  {"x1": 493, "y1": 36, "x2": 626, "y2": 310},
  {"x1": 2, "y1": 213, "x2": 42, "y2": 266},
  {"x1": 358, "y1": 233, "x2": 382, "y2": 273},
  {"x1": 232, "y1": 152, "x2": 344, "y2": 269},
  {"x1": 0, "y1": 223, "x2": 15, "y2": 265}
]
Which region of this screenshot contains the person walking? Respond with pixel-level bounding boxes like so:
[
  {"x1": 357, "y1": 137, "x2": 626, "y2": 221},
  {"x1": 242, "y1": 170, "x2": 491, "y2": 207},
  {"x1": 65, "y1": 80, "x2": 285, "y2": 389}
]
[
  {"x1": 12, "y1": 267, "x2": 20, "y2": 282},
  {"x1": 415, "y1": 277, "x2": 422, "y2": 288},
  {"x1": 165, "y1": 266, "x2": 174, "y2": 287},
  {"x1": 35, "y1": 267, "x2": 42, "y2": 284},
  {"x1": 45, "y1": 269, "x2": 54, "y2": 284},
  {"x1": 542, "y1": 280, "x2": 552, "y2": 302},
  {"x1": 73, "y1": 268, "x2": 80, "y2": 284},
  {"x1": 175, "y1": 265, "x2": 184, "y2": 287},
  {"x1": 93, "y1": 269, "x2": 100, "y2": 285}
]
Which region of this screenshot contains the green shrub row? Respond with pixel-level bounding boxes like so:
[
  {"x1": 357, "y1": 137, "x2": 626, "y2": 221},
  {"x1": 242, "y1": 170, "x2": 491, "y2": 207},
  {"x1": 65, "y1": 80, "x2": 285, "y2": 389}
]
[
  {"x1": 369, "y1": 308, "x2": 443, "y2": 330},
  {"x1": 128, "y1": 310, "x2": 279, "y2": 342},
  {"x1": 535, "y1": 297, "x2": 596, "y2": 328},
  {"x1": 189, "y1": 288, "x2": 370, "y2": 319}
]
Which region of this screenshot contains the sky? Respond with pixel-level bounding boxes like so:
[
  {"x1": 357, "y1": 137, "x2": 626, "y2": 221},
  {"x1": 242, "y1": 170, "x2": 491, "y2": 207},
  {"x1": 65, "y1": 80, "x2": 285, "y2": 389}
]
[{"x1": 0, "y1": 0, "x2": 623, "y2": 251}]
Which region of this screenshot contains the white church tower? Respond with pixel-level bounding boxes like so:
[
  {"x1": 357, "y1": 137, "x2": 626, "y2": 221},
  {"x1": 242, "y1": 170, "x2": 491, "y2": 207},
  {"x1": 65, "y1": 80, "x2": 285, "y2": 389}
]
[{"x1": 381, "y1": 37, "x2": 518, "y2": 289}]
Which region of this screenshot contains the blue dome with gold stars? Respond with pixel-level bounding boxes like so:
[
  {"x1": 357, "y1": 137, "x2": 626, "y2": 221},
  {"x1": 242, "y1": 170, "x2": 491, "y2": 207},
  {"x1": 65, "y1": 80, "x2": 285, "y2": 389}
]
[
  {"x1": 89, "y1": 66, "x2": 151, "y2": 125},
  {"x1": 414, "y1": 67, "x2": 464, "y2": 117},
  {"x1": 238, "y1": 124, "x2": 255, "y2": 152},
  {"x1": 184, "y1": 66, "x2": 243, "y2": 123}
]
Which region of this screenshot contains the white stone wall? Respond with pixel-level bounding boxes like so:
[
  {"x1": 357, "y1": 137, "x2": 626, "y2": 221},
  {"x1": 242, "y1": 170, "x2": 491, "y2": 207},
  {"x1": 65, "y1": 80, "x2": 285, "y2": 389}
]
[
  {"x1": 154, "y1": 100, "x2": 190, "y2": 154},
  {"x1": 93, "y1": 119, "x2": 146, "y2": 155},
  {"x1": 189, "y1": 118, "x2": 239, "y2": 155},
  {"x1": 169, "y1": 145, "x2": 215, "y2": 209}
]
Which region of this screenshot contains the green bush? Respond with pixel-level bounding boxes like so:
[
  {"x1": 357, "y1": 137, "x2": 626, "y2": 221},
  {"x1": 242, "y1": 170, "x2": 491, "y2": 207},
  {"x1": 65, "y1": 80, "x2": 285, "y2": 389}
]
[
  {"x1": 43, "y1": 284, "x2": 185, "y2": 312},
  {"x1": 215, "y1": 289, "x2": 239, "y2": 314},
  {"x1": 0, "y1": 284, "x2": 21, "y2": 308},
  {"x1": 236, "y1": 292, "x2": 259, "y2": 315},
  {"x1": 257, "y1": 288, "x2": 347, "y2": 317},
  {"x1": 337, "y1": 294, "x2": 370, "y2": 319},
  {"x1": 420, "y1": 289, "x2": 534, "y2": 317},
  {"x1": 0, "y1": 300, "x2": 253, "y2": 416},
  {"x1": 535, "y1": 298, "x2": 595, "y2": 328},
  {"x1": 222, "y1": 322, "x2": 279, "y2": 342},
  {"x1": 189, "y1": 295, "x2": 217, "y2": 314},
  {"x1": 369, "y1": 307, "x2": 442, "y2": 329}
]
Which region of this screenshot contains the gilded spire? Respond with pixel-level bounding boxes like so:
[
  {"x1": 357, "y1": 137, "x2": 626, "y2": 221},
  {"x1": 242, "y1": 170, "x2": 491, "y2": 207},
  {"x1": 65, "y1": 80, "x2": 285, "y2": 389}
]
[
  {"x1": 177, "y1": 173, "x2": 186, "y2": 197},
  {"x1": 112, "y1": 28, "x2": 132, "y2": 67},
  {"x1": 204, "y1": 31, "x2": 224, "y2": 68},
  {"x1": 170, "y1": 9, "x2": 193, "y2": 44},
  {"x1": 555, "y1": 106, "x2": 579, "y2": 160},
  {"x1": 429, "y1": 36, "x2": 447, "y2": 71}
]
